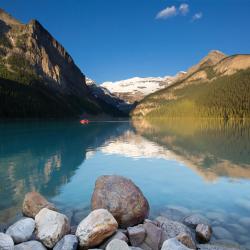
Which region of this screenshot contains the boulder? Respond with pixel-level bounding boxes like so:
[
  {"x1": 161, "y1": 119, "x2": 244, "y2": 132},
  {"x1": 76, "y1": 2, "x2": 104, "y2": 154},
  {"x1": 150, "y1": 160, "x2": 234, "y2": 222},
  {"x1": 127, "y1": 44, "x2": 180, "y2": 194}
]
[
  {"x1": 14, "y1": 240, "x2": 46, "y2": 250},
  {"x1": 161, "y1": 238, "x2": 193, "y2": 250},
  {"x1": 176, "y1": 233, "x2": 196, "y2": 249},
  {"x1": 127, "y1": 225, "x2": 146, "y2": 246},
  {"x1": 35, "y1": 208, "x2": 70, "y2": 248},
  {"x1": 0, "y1": 233, "x2": 14, "y2": 250},
  {"x1": 76, "y1": 209, "x2": 118, "y2": 248},
  {"x1": 183, "y1": 214, "x2": 209, "y2": 229},
  {"x1": 196, "y1": 224, "x2": 212, "y2": 243},
  {"x1": 106, "y1": 239, "x2": 130, "y2": 250},
  {"x1": 53, "y1": 235, "x2": 78, "y2": 250},
  {"x1": 99, "y1": 231, "x2": 128, "y2": 249},
  {"x1": 91, "y1": 175, "x2": 149, "y2": 228},
  {"x1": 156, "y1": 216, "x2": 191, "y2": 239},
  {"x1": 139, "y1": 222, "x2": 163, "y2": 250},
  {"x1": 6, "y1": 218, "x2": 35, "y2": 244},
  {"x1": 22, "y1": 192, "x2": 56, "y2": 218}
]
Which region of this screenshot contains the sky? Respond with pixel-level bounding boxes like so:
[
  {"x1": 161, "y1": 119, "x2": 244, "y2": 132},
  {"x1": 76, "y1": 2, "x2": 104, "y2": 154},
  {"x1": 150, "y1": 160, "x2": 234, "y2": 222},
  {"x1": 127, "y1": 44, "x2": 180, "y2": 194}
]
[{"x1": 1, "y1": 0, "x2": 250, "y2": 83}]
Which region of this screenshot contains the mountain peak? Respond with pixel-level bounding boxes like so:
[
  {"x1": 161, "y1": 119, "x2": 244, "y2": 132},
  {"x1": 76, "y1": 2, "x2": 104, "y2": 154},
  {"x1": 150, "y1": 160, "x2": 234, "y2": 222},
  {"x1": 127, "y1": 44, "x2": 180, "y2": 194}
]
[{"x1": 0, "y1": 8, "x2": 22, "y2": 25}]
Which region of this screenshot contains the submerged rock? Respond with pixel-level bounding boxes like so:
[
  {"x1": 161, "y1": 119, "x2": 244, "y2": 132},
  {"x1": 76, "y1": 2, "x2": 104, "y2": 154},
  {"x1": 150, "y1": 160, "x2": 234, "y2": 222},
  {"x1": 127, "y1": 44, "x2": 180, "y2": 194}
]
[
  {"x1": 14, "y1": 240, "x2": 47, "y2": 250},
  {"x1": 183, "y1": 214, "x2": 209, "y2": 229},
  {"x1": 35, "y1": 208, "x2": 70, "y2": 248},
  {"x1": 161, "y1": 238, "x2": 193, "y2": 250},
  {"x1": 53, "y1": 235, "x2": 78, "y2": 250},
  {"x1": 196, "y1": 224, "x2": 212, "y2": 243},
  {"x1": 76, "y1": 209, "x2": 118, "y2": 248},
  {"x1": 0, "y1": 233, "x2": 14, "y2": 250},
  {"x1": 212, "y1": 227, "x2": 233, "y2": 240},
  {"x1": 91, "y1": 175, "x2": 149, "y2": 228},
  {"x1": 106, "y1": 239, "x2": 130, "y2": 250},
  {"x1": 22, "y1": 192, "x2": 56, "y2": 218},
  {"x1": 6, "y1": 218, "x2": 35, "y2": 244}
]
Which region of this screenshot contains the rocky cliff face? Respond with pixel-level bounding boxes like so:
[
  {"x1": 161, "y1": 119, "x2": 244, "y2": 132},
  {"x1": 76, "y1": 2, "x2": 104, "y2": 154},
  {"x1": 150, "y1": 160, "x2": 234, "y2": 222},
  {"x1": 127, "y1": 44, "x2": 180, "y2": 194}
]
[{"x1": 0, "y1": 9, "x2": 125, "y2": 117}]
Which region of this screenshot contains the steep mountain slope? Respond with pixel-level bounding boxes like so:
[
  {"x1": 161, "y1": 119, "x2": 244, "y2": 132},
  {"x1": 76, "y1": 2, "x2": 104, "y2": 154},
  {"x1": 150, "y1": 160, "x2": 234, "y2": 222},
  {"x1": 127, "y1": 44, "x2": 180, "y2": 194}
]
[
  {"x1": 101, "y1": 72, "x2": 186, "y2": 104},
  {"x1": 0, "y1": 9, "x2": 123, "y2": 118},
  {"x1": 133, "y1": 51, "x2": 250, "y2": 119}
]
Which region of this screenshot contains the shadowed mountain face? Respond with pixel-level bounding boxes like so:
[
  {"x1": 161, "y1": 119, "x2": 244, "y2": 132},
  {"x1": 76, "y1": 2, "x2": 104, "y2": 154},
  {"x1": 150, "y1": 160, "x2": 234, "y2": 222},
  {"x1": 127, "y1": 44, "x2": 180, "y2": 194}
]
[
  {"x1": 132, "y1": 118, "x2": 250, "y2": 181},
  {"x1": 0, "y1": 121, "x2": 130, "y2": 222},
  {"x1": 0, "y1": 9, "x2": 125, "y2": 118}
]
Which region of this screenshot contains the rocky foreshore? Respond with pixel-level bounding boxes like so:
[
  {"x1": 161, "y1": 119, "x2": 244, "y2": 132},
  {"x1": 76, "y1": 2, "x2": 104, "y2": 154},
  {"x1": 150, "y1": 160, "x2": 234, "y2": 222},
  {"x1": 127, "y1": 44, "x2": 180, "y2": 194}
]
[{"x1": 0, "y1": 175, "x2": 245, "y2": 250}]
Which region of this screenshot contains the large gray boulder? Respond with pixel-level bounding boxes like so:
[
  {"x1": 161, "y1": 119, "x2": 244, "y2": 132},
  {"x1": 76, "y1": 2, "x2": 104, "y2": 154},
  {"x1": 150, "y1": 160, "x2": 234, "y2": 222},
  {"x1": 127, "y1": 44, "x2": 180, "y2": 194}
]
[
  {"x1": 0, "y1": 233, "x2": 14, "y2": 250},
  {"x1": 76, "y1": 209, "x2": 118, "y2": 248},
  {"x1": 22, "y1": 192, "x2": 56, "y2": 218},
  {"x1": 6, "y1": 218, "x2": 35, "y2": 244},
  {"x1": 91, "y1": 175, "x2": 149, "y2": 228},
  {"x1": 106, "y1": 239, "x2": 130, "y2": 250},
  {"x1": 35, "y1": 208, "x2": 70, "y2": 248},
  {"x1": 53, "y1": 235, "x2": 78, "y2": 250},
  {"x1": 14, "y1": 241, "x2": 46, "y2": 250},
  {"x1": 161, "y1": 238, "x2": 193, "y2": 250},
  {"x1": 156, "y1": 216, "x2": 191, "y2": 239}
]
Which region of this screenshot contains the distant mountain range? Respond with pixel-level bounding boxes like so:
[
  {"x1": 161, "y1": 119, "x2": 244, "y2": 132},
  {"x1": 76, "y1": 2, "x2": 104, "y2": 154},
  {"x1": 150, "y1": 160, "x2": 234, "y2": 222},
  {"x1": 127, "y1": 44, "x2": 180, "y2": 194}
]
[
  {"x1": 0, "y1": 9, "x2": 128, "y2": 118},
  {"x1": 132, "y1": 50, "x2": 250, "y2": 119},
  {"x1": 101, "y1": 72, "x2": 186, "y2": 104}
]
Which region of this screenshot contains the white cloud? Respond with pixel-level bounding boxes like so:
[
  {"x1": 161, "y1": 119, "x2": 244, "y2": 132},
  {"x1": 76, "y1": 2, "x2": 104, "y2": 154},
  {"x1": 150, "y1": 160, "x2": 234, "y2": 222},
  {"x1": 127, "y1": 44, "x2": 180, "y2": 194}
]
[
  {"x1": 192, "y1": 12, "x2": 203, "y2": 21},
  {"x1": 156, "y1": 6, "x2": 177, "y2": 19},
  {"x1": 179, "y1": 4, "x2": 189, "y2": 15}
]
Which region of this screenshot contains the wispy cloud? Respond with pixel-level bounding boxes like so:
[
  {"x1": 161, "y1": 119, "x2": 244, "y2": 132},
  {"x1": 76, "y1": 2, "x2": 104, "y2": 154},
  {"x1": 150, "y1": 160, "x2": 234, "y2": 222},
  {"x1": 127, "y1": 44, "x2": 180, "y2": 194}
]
[
  {"x1": 156, "y1": 6, "x2": 177, "y2": 19},
  {"x1": 179, "y1": 4, "x2": 189, "y2": 15},
  {"x1": 192, "y1": 12, "x2": 203, "y2": 21}
]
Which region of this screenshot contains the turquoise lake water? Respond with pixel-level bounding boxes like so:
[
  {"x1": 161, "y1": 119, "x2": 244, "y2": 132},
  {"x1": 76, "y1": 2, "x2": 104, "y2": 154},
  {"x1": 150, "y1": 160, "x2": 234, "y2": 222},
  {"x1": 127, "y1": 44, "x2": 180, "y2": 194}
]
[{"x1": 0, "y1": 120, "x2": 250, "y2": 247}]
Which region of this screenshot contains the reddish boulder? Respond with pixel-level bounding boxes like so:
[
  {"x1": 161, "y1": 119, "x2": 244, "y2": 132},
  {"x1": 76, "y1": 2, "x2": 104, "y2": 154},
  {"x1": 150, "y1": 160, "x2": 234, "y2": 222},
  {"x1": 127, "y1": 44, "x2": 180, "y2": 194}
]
[{"x1": 91, "y1": 175, "x2": 149, "y2": 228}]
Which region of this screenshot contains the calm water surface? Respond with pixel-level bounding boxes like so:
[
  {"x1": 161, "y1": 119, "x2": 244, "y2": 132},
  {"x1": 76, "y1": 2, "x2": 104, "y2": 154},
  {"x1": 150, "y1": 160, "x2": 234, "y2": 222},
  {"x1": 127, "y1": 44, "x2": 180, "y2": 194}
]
[{"x1": 0, "y1": 119, "x2": 250, "y2": 247}]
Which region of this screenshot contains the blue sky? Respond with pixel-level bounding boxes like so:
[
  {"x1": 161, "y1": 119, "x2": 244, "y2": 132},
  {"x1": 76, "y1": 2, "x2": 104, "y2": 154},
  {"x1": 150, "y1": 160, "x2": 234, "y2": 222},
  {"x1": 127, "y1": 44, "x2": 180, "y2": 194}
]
[{"x1": 1, "y1": 0, "x2": 250, "y2": 83}]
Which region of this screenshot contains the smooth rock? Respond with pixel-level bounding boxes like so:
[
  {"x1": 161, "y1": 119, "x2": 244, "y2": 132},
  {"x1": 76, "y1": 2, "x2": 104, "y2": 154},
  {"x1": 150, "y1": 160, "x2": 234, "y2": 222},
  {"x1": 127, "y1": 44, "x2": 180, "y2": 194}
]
[
  {"x1": 6, "y1": 218, "x2": 35, "y2": 244},
  {"x1": 239, "y1": 217, "x2": 250, "y2": 227},
  {"x1": 196, "y1": 224, "x2": 212, "y2": 243},
  {"x1": 0, "y1": 233, "x2": 14, "y2": 250},
  {"x1": 127, "y1": 225, "x2": 146, "y2": 246},
  {"x1": 161, "y1": 238, "x2": 193, "y2": 250},
  {"x1": 91, "y1": 175, "x2": 149, "y2": 228},
  {"x1": 106, "y1": 239, "x2": 130, "y2": 250},
  {"x1": 183, "y1": 214, "x2": 209, "y2": 229},
  {"x1": 197, "y1": 242, "x2": 241, "y2": 250},
  {"x1": 35, "y1": 208, "x2": 70, "y2": 248},
  {"x1": 76, "y1": 209, "x2": 118, "y2": 248},
  {"x1": 99, "y1": 231, "x2": 128, "y2": 249},
  {"x1": 160, "y1": 207, "x2": 186, "y2": 222},
  {"x1": 14, "y1": 240, "x2": 46, "y2": 250},
  {"x1": 22, "y1": 192, "x2": 56, "y2": 218},
  {"x1": 53, "y1": 234, "x2": 78, "y2": 250},
  {"x1": 139, "y1": 222, "x2": 163, "y2": 250},
  {"x1": 212, "y1": 227, "x2": 233, "y2": 240},
  {"x1": 177, "y1": 233, "x2": 196, "y2": 249},
  {"x1": 156, "y1": 216, "x2": 191, "y2": 239}
]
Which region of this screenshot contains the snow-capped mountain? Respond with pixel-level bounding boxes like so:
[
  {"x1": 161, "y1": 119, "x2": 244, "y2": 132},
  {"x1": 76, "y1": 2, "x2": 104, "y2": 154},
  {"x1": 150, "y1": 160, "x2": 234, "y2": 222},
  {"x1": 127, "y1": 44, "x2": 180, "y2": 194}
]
[{"x1": 101, "y1": 72, "x2": 186, "y2": 103}]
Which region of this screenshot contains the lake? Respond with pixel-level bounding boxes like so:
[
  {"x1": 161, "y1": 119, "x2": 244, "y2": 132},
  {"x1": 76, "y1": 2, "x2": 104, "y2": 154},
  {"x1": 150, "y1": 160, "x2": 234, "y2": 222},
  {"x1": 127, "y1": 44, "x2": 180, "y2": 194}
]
[{"x1": 0, "y1": 119, "x2": 250, "y2": 248}]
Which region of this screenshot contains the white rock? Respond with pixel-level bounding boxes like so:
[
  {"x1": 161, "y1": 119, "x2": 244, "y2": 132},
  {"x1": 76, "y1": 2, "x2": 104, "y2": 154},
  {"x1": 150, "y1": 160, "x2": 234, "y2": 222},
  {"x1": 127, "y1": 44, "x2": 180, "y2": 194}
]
[
  {"x1": 0, "y1": 233, "x2": 14, "y2": 250},
  {"x1": 76, "y1": 209, "x2": 118, "y2": 248},
  {"x1": 6, "y1": 218, "x2": 35, "y2": 244},
  {"x1": 106, "y1": 239, "x2": 130, "y2": 250},
  {"x1": 14, "y1": 240, "x2": 46, "y2": 250},
  {"x1": 35, "y1": 208, "x2": 70, "y2": 248}
]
